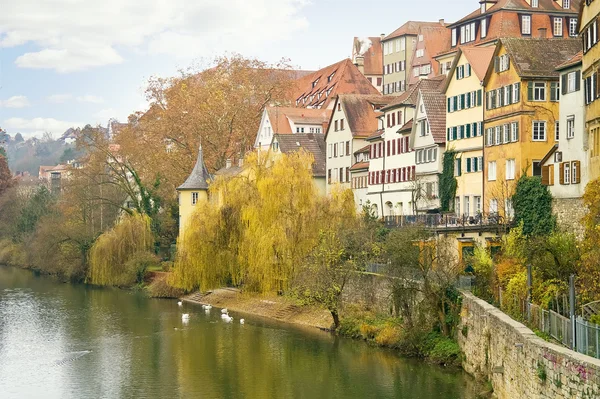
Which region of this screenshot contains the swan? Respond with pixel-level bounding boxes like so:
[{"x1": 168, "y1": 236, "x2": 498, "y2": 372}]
[
  {"x1": 203, "y1": 304, "x2": 212, "y2": 310},
  {"x1": 177, "y1": 301, "x2": 183, "y2": 306},
  {"x1": 240, "y1": 319, "x2": 245, "y2": 325},
  {"x1": 221, "y1": 308, "x2": 228, "y2": 314},
  {"x1": 182, "y1": 313, "x2": 190, "y2": 320},
  {"x1": 221, "y1": 313, "x2": 229, "y2": 319},
  {"x1": 223, "y1": 315, "x2": 233, "y2": 323}
]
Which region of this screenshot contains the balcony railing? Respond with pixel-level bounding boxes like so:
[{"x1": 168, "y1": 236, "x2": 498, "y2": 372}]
[{"x1": 383, "y1": 212, "x2": 512, "y2": 230}]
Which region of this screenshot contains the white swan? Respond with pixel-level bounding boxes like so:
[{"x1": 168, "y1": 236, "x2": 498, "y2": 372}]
[
  {"x1": 223, "y1": 315, "x2": 233, "y2": 323},
  {"x1": 177, "y1": 301, "x2": 183, "y2": 306},
  {"x1": 240, "y1": 319, "x2": 245, "y2": 324},
  {"x1": 221, "y1": 313, "x2": 229, "y2": 319},
  {"x1": 221, "y1": 308, "x2": 228, "y2": 314},
  {"x1": 182, "y1": 313, "x2": 190, "y2": 320}
]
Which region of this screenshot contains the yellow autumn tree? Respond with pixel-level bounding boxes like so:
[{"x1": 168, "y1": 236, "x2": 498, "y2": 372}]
[
  {"x1": 170, "y1": 150, "x2": 356, "y2": 293},
  {"x1": 88, "y1": 212, "x2": 155, "y2": 286}
]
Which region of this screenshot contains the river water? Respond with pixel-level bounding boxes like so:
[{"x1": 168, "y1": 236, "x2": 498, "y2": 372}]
[{"x1": 0, "y1": 266, "x2": 480, "y2": 398}]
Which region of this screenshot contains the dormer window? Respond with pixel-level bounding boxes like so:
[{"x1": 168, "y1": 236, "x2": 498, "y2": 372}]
[
  {"x1": 481, "y1": 3, "x2": 486, "y2": 13},
  {"x1": 563, "y1": 0, "x2": 570, "y2": 9},
  {"x1": 531, "y1": 0, "x2": 538, "y2": 7},
  {"x1": 312, "y1": 78, "x2": 319, "y2": 88},
  {"x1": 522, "y1": 15, "x2": 531, "y2": 35},
  {"x1": 416, "y1": 49, "x2": 424, "y2": 57},
  {"x1": 326, "y1": 87, "x2": 333, "y2": 97},
  {"x1": 328, "y1": 72, "x2": 336, "y2": 82},
  {"x1": 481, "y1": 18, "x2": 488, "y2": 38}
]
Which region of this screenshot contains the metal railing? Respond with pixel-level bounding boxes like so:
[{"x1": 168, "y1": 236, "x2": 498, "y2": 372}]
[
  {"x1": 383, "y1": 212, "x2": 512, "y2": 230},
  {"x1": 529, "y1": 303, "x2": 572, "y2": 348},
  {"x1": 575, "y1": 317, "x2": 600, "y2": 359}
]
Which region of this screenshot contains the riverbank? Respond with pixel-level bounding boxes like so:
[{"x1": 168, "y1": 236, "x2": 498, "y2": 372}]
[{"x1": 183, "y1": 288, "x2": 334, "y2": 330}]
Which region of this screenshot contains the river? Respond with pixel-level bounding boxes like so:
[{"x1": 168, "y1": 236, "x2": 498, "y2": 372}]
[{"x1": 0, "y1": 266, "x2": 481, "y2": 398}]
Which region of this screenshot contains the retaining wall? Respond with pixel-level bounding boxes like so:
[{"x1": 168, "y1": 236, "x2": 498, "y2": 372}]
[{"x1": 459, "y1": 292, "x2": 600, "y2": 398}]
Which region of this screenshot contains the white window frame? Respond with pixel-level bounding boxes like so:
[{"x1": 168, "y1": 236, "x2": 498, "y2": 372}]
[
  {"x1": 533, "y1": 82, "x2": 546, "y2": 101},
  {"x1": 522, "y1": 15, "x2": 531, "y2": 35},
  {"x1": 506, "y1": 159, "x2": 516, "y2": 180},
  {"x1": 532, "y1": 0, "x2": 539, "y2": 7},
  {"x1": 416, "y1": 49, "x2": 424, "y2": 58},
  {"x1": 567, "y1": 71, "x2": 577, "y2": 93},
  {"x1": 567, "y1": 116, "x2": 575, "y2": 139},
  {"x1": 192, "y1": 192, "x2": 199, "y2": 205},
  {"x1": 554, "y1": 17, "x2": 563, "y2": 36},
  {"x1": 563, "y1": 0, "x2": 570, "y2": 9},
  {"x1": 490, "y1": 199, "x2": 498, "y2": 213},
  {"x1": 569, "y1": 18, "x2": 578, "y2": 37},
  {"x1": 481, "y1": 18, "x2": 488, "y2": 38},
  {"x1": 564, "y1": 162, "x2": 571, "y2": 184},
  {"x1": 488, "y1": 161, "x2": 497, "y2": 181},
  {"x1": 532, "y1": 121, "x2": 547, "y2": 141},
  {"x1": 511, "y1": 122, "x2": 519, "y2": 142}
]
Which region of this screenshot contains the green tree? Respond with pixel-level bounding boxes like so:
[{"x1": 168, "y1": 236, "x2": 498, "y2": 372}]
[
  {"x1": 512, "y1": 176, "x2": 555, "y2": 236},
  {"x1": 0, "y1": 151, "x2": 14, "y2": 196},
  {"x1": 438, "y1": 150, "x2": 457, "y2": 213},
  {"x1": 16, "y1": 186, "x2": 54, "y2": 238}
]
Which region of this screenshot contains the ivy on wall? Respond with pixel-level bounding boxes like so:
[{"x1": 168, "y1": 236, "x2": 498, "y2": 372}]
[
  {"x1": 512, "y1": 176, "x2": 555, "y2": 236},
  {"x1": 439, "y1": 150, "x2": 457, "y2": 213}
]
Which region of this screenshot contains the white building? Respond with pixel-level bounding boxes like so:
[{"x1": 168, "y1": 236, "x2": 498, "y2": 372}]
[
  {"x1": 349, "y1": 145, "x2": 370, "y2": 212},
  {"x1": 542, "y1": 51, "x2": 588, "y2": 197},
  {"x1": 325, "y1": 94, "x2": 391, "y2": 195},
  {"x1": 409, "y1": 76, "x2": 447, "y2": 213}
]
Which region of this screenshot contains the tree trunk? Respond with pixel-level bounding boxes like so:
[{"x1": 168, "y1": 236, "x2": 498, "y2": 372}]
[{"x1": 331, "y1": 310, "x2": 340, "y2": 331}]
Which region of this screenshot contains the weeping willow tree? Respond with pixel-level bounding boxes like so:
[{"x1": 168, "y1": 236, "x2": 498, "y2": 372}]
[
  {"x1": 171, "y1": 150, "x2": 356, "y2": 293},
  {"x1": 88, "y1": 212, "x2": 155, "y2": 286}
]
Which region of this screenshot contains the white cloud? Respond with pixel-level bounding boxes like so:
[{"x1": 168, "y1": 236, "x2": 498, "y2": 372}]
[
  {"x1": 47, "y1": 94, "x2": 73, "y2": 103},
  {"x1": 0, "y1": 95, "x2": 30, "y2": 108},
  {"x1": 3, "y1": 117, "x2": 82, "y2": 137},
  {"x1": 93, "y1": 108, "x2": 121, "y2": 123},
  {"x1": 77, "y1": 95, "x2": 104, "y2": 104},
  {"x1": 0, "y1": 0, "x2": 309, "y2": 73}
]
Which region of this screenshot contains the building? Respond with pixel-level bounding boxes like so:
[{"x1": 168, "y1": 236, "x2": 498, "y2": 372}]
[
  {"x1": 325, "y1": 94, "x2": 392, "y2": 196},
  {"x1": 290, "y1": 59, "x2": 380, "y2": 110},
  {"x1": 365, "y1": 80, "x2": 430, "y2": 217},
  {"x1": 482, "y1": 37, "x2": 581, "y2": 217},
  {"x1": 177, "y1": 145, "x2": 211, "y2": 237},
  {"x1": 349, "y1": 144, "x2": 370, "y2": 212},
  {"x1": 409, "y1": 24, "x2": 452, "y2": 85},
  {"x1": 435, "y1": 0, "x2": 581, "y2": 77},
  {"x1": 254, "y1": 107, "x2": 331, "y2": 150},
  {"x1": 270, "y1": 133, "x2": 327, "y2": 195},
  {"x1": 409, "y1": 76, "x2": 448, "y2": 213},
  {"x1": 381, "y1": 21, "x2": 446, "y2": 95},
  {"x1": 39, "y1": 164, "x2": 69, "y2": 194},
  {"x1": 352, "y1": 37, "x2": 383, "y2": 92},
  {"x1": 579, "y1": 0, "x2": 600, "y2": 182},
  {"x1": 444, "y1": 47, "x2": 495, "y2": 218}
]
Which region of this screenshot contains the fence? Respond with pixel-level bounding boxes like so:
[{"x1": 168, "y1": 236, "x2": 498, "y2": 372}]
[
  {"x1": 528, "y1": 303, "x2": 572, "y2": 348},
  {"x1": 575, "y1": 317, "x2": 600, "y2": 359},
  {"x1": 383, "y1": 212, "x2": 512, "y2": 230}
]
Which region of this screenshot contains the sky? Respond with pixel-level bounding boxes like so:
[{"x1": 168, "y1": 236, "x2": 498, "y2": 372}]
[{"x1": 0, "y1": 0, "x2": 476, "y2": 138}]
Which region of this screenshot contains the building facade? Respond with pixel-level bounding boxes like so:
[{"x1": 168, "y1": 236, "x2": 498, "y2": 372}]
[{"x1": 254, "y1": 107, "x2": 331, "y2": 150}]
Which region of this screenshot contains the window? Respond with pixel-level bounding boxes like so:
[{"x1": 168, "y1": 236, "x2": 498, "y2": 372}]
[
  {"x1": 400, "y1": 37, "x2": 406, "y2": 51},
  {"x1": 452, "y1": 28, "x2": 457, "y2": 47},
  {"x1": 296, "y1": 127, "x2": 304, "y2": 133},
  {"x1": 334, "y1": 143, "x2": 338, "y2": 157},
  {"x1": 481, "y1": 18, "x2": 488, "y2": 38},
  {"x1": 506, "y1": 159, "x2": 516, "y2": 180},
  {"x1": 533, "y1": 161, "x2": 542, "y2": 177},
  {"x1": 564, "y1": 162, "x2": 571, "y2": 184},
  {"x1": 554, "y1": 18, "x2": 563, "y2": 36},
  {"x1": 567, "y1": 116, "x2": 575, "y2": 139},
  {"x1": 340, "y1": 119, "x2": 345, "y2": 130},
  {"x1": 421, "y1": 64, "x2": 431, "y2": 75},
  {"x1": 475, "y1": 196, "x2": 482, "y2": 213},
  {"x1": 413, "y1": 67, "x2": 420, "y2": 77},
  {"x1": 346, "y1": 141, "x2": 350, "y2": 156},
  {"x1": 505, "y1": 199, "x2": 514, "y2": 219},
  {"x1": 490, "y1": 199, "x2": 498, "y2": 213},
  {"x1": 555, "y1": 121, "x2": 560, "y2": 141},
  {"x1": 503, "y1": 124, "x2": 510, "y2": 143},
  {"x1": 572, "y1": 161, "x2": 579, "y2": 184},
  {"x1": 455, "y1": 158, "x2": 462, "y2": 177},
  {"x1": 416, "y1": 49, "x2": 424, "y2": 57},
  {"x1": 513, "y1": 83, "x2": 520, "y2": 103},
  {"x1": 334, "y1": 120, "x2": 339, "y2": 131},
  {"x1": 567, "y1": 71, "x2": 577, "y2": 93},
  {"x1": 533, "y1": 121, "x2": 547, "y2": 141},
  {"x1": 498, "y1": 54, "x2": 510, "y2": 72},
  {"x1": 532, "y1": 0, "x2": 538, "y2": 6},
  {"x1": 569, "y1": 18, "x2": 578, "y2": 37},
  {"x1": 488, "y1": 161, "x2": 497, "y2": 181},
  {"x1": 522, "y1": 15, "x2": 531, "y2": 35},
  {"x1": 511, "y1": 122, "x2": 519, "y2": 142},
  {"x1": 563, "y1": 0, "x2": 570, "y2": 8},
  {"x1": 495, "y1": 126, "x2": 501, "y2": 144},
  {"x1": 328, "y1": 143, "x2": 332, "y2": 158},
  {"x1": 455, "y1": 197, "x2": 461, "y2": 216},
  {"x1": 457, "y1": 65, "x2": 464, "y2": 79},
  {"x1": 191, "y1": 192, "x2": 200, "y2": 205},
  {"x1": 533, "y1": 82, "x2": 546, "y2": 101},
  {"x1": 464, "y1": 196, "x2": 471, "y2": 216}
]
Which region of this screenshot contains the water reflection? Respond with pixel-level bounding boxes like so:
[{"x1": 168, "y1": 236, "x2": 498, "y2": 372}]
[{"x1": 0, "y1": 267, "x2": 478, "y2": 398}]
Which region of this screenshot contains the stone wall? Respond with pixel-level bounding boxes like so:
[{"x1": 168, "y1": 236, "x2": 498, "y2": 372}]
[
  {"x1": 553, "y1": 198, "x2": 586, "y2": 238},
  {"x1": 343, "y1": 273, "x2": 393, "y2": 315},
  {"x1": 459, "y1": 292, "x2": 600, "y2": 398}
]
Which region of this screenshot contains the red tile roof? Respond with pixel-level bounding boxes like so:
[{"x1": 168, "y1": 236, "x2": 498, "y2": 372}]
[
  {"x1": 273, "y1": 133, "x2": 327, "y2": 177},
  {"x1": 398, "y1": 119, "x2": 414, "y2": 133},
  {"x1": 350, "y1": 161, "x2": 369, "y2": 171},
  {"x1": 384, "y1": 21, "x2": 446, "y2": 41},
  {"x1": 354, "y1": 144, "x2": 371, "y2": 155},
  {"x1": 409, "y1": 25, "x2": 452, "y2": 85},
  {"x1": 291, "y1": 59, "x2": 379, "y2": 109},
  {"x1": 556, "y1": 50, "x2": 583, "y2": 70},
  {"x1": 352, "y1": 37, "x2": 383, "y2": 76},
  {"x1": 461, "y1": 47, "x2": 496, "y2": 81},
  {"x1": 332, "y1": 95, "x2": 393, "y2": 139},
  {"x1": 418, "y1": 77, "x2": 448, "y2": 144},
  {"x1": 266, "y1": 107, "x2": 331, "y2": 134}
]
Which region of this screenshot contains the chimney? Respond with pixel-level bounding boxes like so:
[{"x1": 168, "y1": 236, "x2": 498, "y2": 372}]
[
  {"x1": 355, "y1": 55, "x2": 365, "y2": 74},
  {"x1": 225, "y1": 159, "x2": 232, "y2": 169},
  {"x1": 439, "y1": 19, "x2": 445, "y2": 26},
  {"x1": 380, "y1": 33, "x2": 385, "y2": 40},
  {"x1": 538, "y1": 27, "x2": 547, "y2": 38}
]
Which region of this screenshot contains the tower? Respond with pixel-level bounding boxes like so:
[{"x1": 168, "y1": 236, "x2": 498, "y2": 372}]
[{"x1": 177, "y1": 145, "x2": 211, "y2": 237}]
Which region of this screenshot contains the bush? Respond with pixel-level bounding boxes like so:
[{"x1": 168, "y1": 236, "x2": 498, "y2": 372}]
[
  {"x1": 418, "y1": 332, "x2": 462, "y2": 367},
  {"x1": 147, "y1": 275, "x2": 185, "y2": 298},
  {"x1": 125, "y1": 251, "x2": 159, "y2": 284}
]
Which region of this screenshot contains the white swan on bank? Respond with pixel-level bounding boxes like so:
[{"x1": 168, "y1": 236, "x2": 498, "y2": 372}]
[
  {"x1": 222, "y1": 315, "x2": 233, "y2": 323},
  {"x1": 221, "y1": 308, "x2": 228, "y2": 314},
  {"x1": 240, "y1": 319, "x2": 245, "y2": 325}
]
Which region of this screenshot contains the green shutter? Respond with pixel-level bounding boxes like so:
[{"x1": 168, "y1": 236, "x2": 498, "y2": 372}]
[
  {"x1": 527, "y1": 81, "x2": 533, "y2": 101},
  {"x1": 447, "y1": 98, "x2": 451, "y2": 112},
  {"x1": 467, "y1": 158, "x2": 472, "y2": 173},
  {"x1": 453, "y1": 127, "x2": 458, "y2": 140},
  {"x1": 507, "y1": 85, "x2": 512, "y2": 104},
  {"x1": 515, "y1": 83, "x2": 520, "y2": 102},
  {"x1": 515, "y1": 122, "x2": 519, "y2": 141},
  {"x1": 477, "y1": 89, "x2": 482, "y2": 106},
  {"x1": 551, "y1": 82, "x2": 559, "y2": 102},
  {"x1": 447, "y1": 128, "x2": 450, "y2": 141},
  {"x1": 467, "y1": 64, "x2": 472, "y2": 76},
  {"x1": 466, "y1": 92, "x2": 471, "y2": 108},
  {"x1": 479, "y1": 122, "x2": 483, "y2": 136},
  {"x1": 466, "y1": 123, "x2": 471, "y2": 138}
]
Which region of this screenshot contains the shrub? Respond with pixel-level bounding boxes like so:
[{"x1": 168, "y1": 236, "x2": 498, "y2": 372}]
[
  {"x1": 147, "y1": 275, "x2": 185, "y2": 298},
  {"x1": 374, "y1": 325, "x2": 402, "y2": 347},
  {"x1": 418, "y1": 332, "x2": 462, "y2": 367}
]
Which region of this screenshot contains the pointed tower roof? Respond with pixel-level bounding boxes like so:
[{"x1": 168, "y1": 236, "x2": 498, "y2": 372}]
[{"x1": 177, "y1": 145, "x2": 211, "y2": 190}]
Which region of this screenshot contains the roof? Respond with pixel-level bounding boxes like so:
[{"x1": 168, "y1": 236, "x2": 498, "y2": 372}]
[
  {"x1": 409, "y1": 25, "x2": 452, "y2": 84},
  {"x1": 419, "y1": 77, "x2": 448, "y2": 144},
  {"x1": 462, "y1": 47, "x2": 496, "y2": 80},
  {"x1": 265, "y1": 107, "x2": 331, "y2": 134},
  {"x1": 354, "y1": 144, "x2": 371, "y2": 155},
  {"x1": 350, "y1": 162, "x2": 369, "y2": 171},
  {"x1": 384, "y1": 21, "x2": 446, "y2": 41},
  {"x1": 498, "y1": 38, "x2": 582, "y2": 79},
  {"x1": 39, "y1": 164, "x2": 69, "y2": 176},
  {"x1": 382, "y1": 77, "x2": 446, "y2": 110},
  {"x1": 398, "y1": 119, "x2": 414, "y2": 133},
  {"x1": 214, "y1": 165, "x2": 243, "y2": 177},
  {"x1": 273, "y1": 133, "x2": 326, "y2": 177},
  {"x1": 352, "y1": 37, "x2": 383, "y2": 76},
  {"x1": 450, "y1": 0, "x2": 580, "y2": 27},
  {"x1": 177, "y1": 145, "x2": 212, "y2": 190},
  {"x1": 366, "y1": 129, "x2": 385, "y2": 142},
  {"x1": 540, "y1": 144, "x2": 559, "y2": 166},
  {"x1": 334, "y1": 94, "x2": 393, "y2": 138},
  {"x1": 556, "y1": 50, "x2": 583, "y2": 71},
  {"x1": 291, "y1": 59, "x2": 379, "y2": 109}
]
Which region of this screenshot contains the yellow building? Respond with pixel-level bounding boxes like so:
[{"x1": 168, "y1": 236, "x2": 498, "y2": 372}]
[
  {"x1": 177, "y1": 145, "x2": 211, "y2": 237},
  {"x1": 580, "y1": 1, "x2": 600, "y2": 181},
  {"x1": 444, "y1": 47, "x2": 495, "y2": 218},
  {"x1": 482, "y1": 38, "x2": 580, "y2": 217}
]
